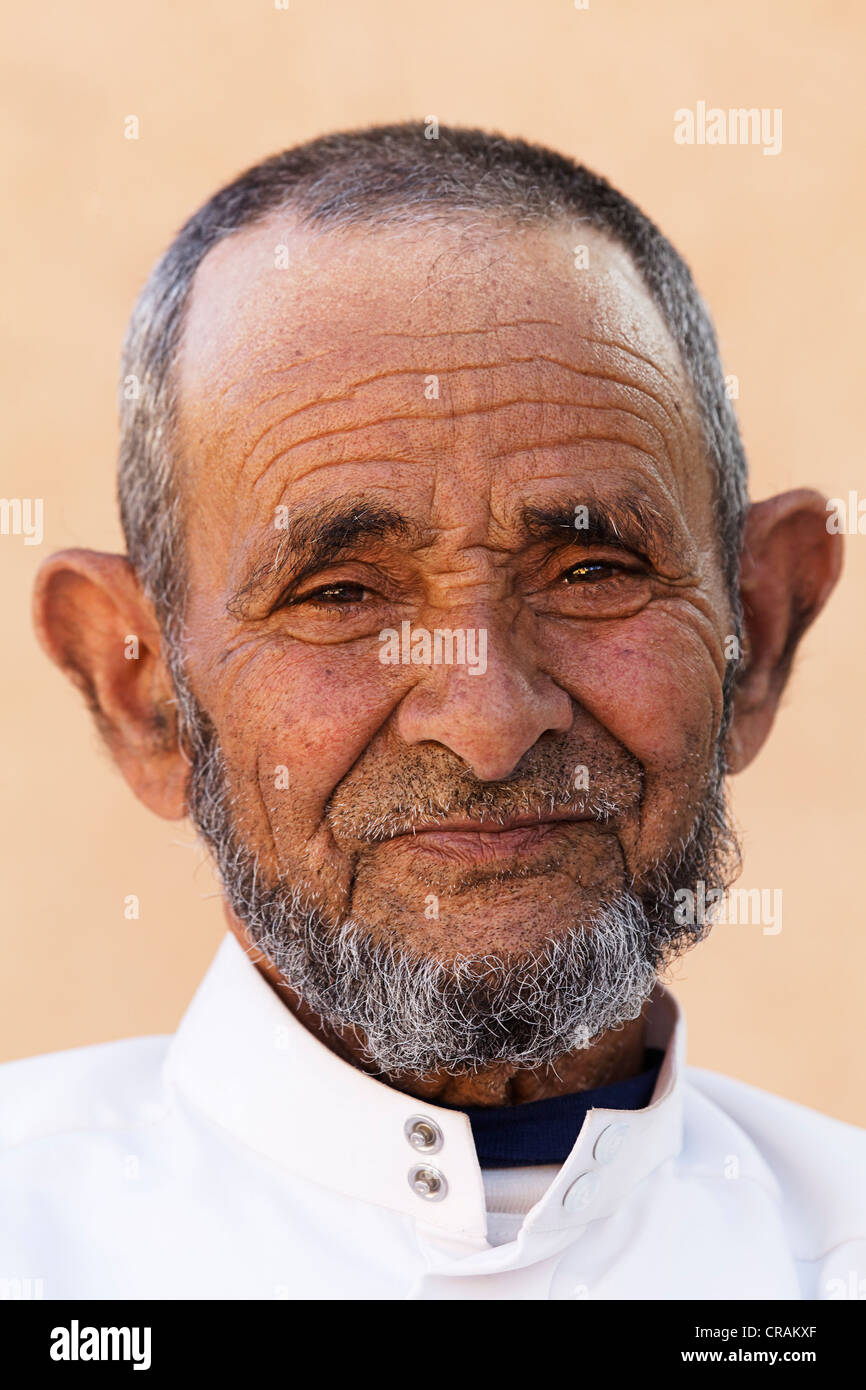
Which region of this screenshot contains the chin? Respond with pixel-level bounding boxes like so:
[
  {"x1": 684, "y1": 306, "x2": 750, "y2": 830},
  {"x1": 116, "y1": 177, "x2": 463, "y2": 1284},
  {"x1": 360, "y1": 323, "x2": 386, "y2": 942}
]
[{"x1": 348, "y1": 872, "x2": 608, "y2": 960}]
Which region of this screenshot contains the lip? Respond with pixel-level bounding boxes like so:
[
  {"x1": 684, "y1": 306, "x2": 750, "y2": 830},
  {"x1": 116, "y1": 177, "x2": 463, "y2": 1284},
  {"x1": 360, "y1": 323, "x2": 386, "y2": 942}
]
[
  {"x1": 385, "y1": 812, "x2": 594, "y2": 862},
  {"x1": 403, "y1": 810, "x2": 591, "y2": 835}
]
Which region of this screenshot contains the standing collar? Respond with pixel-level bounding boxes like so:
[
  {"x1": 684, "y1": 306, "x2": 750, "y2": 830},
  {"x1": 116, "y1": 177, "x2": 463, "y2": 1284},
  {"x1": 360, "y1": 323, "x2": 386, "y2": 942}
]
[
  {"x1": 451, "y1": 1047, "x2": 666, "y2": 1168},
  {"x1": 163, "y1": 933, "x2": 686, "y2": 1246}
]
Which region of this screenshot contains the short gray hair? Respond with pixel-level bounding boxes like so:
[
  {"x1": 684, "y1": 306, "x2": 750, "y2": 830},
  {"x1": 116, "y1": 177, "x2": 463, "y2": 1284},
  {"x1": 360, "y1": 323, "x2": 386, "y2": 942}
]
[{"x1": 118, "y1": 122, "x2": 748, "y2": 656}]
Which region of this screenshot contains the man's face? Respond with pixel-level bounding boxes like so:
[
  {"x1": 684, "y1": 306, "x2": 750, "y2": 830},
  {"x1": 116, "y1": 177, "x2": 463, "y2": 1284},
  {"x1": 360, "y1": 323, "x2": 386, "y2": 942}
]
[{"x1": 174, "y1": 217, "x2": 731, "y2": 968}]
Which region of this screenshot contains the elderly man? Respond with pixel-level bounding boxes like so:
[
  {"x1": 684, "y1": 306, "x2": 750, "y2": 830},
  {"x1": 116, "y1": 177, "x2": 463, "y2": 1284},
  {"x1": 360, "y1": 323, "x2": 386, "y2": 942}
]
[{"x1": 6, "y1": 123, "x2": 863, "y2": 1301}]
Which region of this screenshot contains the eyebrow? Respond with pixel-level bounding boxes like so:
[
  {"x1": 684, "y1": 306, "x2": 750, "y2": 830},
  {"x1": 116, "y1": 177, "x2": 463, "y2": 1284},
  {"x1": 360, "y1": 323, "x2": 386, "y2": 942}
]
[
  {"x1": 519, "y1": 495, "x2": 679, "y2": 562},
  {"x1": 227, "y1": 499, "x2": 417, "y2": 616}
]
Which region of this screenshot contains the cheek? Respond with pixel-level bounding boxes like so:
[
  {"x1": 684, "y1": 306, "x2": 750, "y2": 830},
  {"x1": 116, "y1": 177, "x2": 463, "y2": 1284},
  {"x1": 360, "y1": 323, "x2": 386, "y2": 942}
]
[
  {"x1": 209, "y1": 638, "x2": 408, "y2": 860},
  {"x1": 544, "y1": 611, "x2": 724, "y2": 841}
]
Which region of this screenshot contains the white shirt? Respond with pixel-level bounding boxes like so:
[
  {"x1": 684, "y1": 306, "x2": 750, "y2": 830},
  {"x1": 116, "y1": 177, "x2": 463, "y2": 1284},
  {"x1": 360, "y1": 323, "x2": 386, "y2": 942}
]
[{"x1": 1, "y1": 932, "x2": 864, "y2": 1300}]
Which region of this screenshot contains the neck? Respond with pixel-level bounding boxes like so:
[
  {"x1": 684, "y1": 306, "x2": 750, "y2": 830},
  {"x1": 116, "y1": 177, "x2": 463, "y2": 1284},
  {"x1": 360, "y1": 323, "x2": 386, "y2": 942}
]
[{"x1": 227, "y1": 910, "x2": 649, "y2": 1107}]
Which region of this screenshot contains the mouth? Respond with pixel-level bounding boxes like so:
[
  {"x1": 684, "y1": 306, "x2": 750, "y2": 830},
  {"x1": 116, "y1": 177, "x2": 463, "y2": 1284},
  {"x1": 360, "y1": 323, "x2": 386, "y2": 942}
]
[{"x1": 384, "y1": 811, "x2": 598, "y2": 863}]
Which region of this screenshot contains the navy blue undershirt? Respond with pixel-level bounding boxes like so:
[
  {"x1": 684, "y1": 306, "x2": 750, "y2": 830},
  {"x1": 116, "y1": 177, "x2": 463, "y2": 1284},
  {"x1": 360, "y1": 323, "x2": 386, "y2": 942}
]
[{"x1": 445, "y1": 1047, "x2": 665, "y2": 1169}]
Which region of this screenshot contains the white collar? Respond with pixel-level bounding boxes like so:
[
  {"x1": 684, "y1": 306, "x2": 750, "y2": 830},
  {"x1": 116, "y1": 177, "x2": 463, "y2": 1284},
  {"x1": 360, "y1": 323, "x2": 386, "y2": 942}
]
[{"x1": 163, "y1": 933, "x2": 686, "y2": 1249}]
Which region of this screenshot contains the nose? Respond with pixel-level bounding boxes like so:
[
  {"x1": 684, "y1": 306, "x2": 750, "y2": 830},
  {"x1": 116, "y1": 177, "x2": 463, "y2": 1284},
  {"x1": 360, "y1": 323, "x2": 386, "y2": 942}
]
[{"x1": 393, "y1": 621, "x2": 573, "y2": 782}]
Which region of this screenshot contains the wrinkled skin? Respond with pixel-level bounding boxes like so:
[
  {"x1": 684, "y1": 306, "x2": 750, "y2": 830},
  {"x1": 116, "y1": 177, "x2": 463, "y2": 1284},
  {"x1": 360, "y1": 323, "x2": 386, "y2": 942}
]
[{"x1": 34, "y1": 219, "x2": 842, "y2": 1104}]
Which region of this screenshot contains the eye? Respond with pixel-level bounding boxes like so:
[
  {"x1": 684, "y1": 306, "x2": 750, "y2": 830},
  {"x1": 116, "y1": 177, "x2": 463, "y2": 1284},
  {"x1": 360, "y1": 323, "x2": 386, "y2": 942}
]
[
  {"x1": 561, "y1": 560, "x2": 627, "y2": 584},
  {"x1": 547, "y1": 555, "x2": 651, "y2": 619},
  {"x1": 290, "y1": 582, "x2": 370, "y2": 610}
]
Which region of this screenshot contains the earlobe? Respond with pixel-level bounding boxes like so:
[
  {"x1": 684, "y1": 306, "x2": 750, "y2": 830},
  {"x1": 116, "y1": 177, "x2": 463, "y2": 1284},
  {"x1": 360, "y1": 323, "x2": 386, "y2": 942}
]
[
  {"x1": 725, "y1": 489, "x2": 843, "y2": 773},
  {"x1": 32, "y1": 549, "x2": 189, "y2": 820}
]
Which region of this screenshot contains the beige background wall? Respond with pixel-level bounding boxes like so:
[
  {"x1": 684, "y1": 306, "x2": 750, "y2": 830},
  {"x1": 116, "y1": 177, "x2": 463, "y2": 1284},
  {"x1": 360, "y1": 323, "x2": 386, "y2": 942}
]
[{"x1": 2, "y1": 0, "x2": 864, "y2": 1122}]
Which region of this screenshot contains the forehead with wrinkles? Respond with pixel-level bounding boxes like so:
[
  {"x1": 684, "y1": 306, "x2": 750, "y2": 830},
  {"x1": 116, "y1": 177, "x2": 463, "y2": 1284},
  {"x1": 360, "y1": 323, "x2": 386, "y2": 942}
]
[{"x1": 174, "y1": 217, "x2": 717, "y2": 606}]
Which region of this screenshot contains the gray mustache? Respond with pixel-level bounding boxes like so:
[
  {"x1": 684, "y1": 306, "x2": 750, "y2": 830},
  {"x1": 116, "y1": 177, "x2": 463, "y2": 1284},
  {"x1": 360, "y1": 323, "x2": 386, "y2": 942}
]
[
  {"x1": 324, "y1": 732, "x2": 645, "y2": 844},
  {"x1": 328, "y1": 780, "x2": 635, "y2": 844}
]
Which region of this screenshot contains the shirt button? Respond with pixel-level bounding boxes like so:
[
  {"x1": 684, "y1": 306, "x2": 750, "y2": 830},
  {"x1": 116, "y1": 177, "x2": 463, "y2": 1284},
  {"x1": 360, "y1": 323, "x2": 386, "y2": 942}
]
[
  {"x1": 408, "y1": 1164, "x2": 448, "y2": 1201},
  {"x1": 562, "y1": 1171, "x2": 601, "y2": 1213},
  {"x1": 404, "y1": 1115, "x2": 444, "y2": 1155},
  {"x1": 592, "y1": 1122, "x2": 630, "y2": 1164}
]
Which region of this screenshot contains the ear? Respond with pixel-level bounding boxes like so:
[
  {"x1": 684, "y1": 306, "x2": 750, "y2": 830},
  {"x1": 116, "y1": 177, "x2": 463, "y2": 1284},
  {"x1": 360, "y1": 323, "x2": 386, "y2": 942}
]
[
  {"x1": 726, "y1": 490, "x2": 843, "y2": 773},
  {"x1": 32, "y1": 549, "x2": 188, "y2": 819}
]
